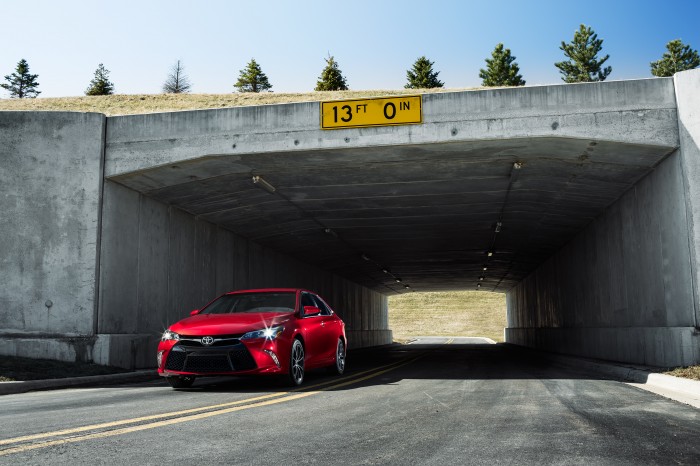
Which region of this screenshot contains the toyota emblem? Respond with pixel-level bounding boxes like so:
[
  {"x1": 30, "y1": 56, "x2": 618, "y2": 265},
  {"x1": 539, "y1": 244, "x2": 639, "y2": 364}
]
[{"x1": 201, "y1": 336, "x2": 214, "y2": 346}]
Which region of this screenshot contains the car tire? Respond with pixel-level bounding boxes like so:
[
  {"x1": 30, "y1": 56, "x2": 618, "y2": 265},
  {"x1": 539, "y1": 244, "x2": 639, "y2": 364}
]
[
  {"x1": 327, "y1": 338, "x2": 346, "y2": 375},
  {"x1": 166, "y1": 375, "x2": 195, "y2": 389},
  {"x1": 288, "y1": 339, "x2": 305, "y2": 386}
]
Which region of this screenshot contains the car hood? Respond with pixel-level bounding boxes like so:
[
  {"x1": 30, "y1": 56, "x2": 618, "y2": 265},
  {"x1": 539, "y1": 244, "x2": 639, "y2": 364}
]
[{"x1": 169, "y1": 312, "x2": 293, "y2": 336}]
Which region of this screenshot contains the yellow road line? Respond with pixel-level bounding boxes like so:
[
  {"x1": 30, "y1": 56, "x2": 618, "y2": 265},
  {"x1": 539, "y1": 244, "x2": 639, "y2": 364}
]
[
  {"x1": 0, "y1": 356, "x2": 420, "y2": 456},
  {"x1": 0, "y1": 360, "x2": 404, "y2": 447}
]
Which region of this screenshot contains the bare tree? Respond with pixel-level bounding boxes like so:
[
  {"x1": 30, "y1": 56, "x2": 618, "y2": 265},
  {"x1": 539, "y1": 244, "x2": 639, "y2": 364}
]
[{"x1": 163, "y1": 60, "x2": 192, "y2": 93}]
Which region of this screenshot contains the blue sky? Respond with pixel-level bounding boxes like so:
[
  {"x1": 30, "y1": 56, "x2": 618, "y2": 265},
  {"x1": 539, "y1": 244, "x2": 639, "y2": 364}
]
[{"x1": 1, "y1": 0, "x2": 699, "y2": 97}]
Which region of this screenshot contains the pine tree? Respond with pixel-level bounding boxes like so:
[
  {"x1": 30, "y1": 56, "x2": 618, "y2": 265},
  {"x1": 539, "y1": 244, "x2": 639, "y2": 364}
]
[
  {"x1": 1, "y1": 59, "x2": 41, "y2": 98},
  {"x1": 163, "y1": 60, "x2": 192, "y2": 93},
  {"x1": 405, "y1": 56, "x2": 444, "y2": 89},
  {"x1": 315, "y1": 55, "x2": 348, "y2": 91},
  {"x1": 479, "y1": 43, "x2": 525, "y2": 87},
  {"x1": 650, "y1": 39, "x2": 700, "y2": 77},
  {"x1": 234, "y1": 59, "x2": 272, "y2": 93},
  {"x1": 555, "y1": 24, "x2": 612, "y2": 83},
  {"x1": 85, "y1": 64, "x2": 114, "y2": 96}
]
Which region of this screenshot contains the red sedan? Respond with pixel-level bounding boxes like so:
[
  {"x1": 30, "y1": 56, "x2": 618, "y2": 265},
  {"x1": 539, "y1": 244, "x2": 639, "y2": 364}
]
[{"x1": 157, "y1": 288, "x2": 347, "y2": 388}]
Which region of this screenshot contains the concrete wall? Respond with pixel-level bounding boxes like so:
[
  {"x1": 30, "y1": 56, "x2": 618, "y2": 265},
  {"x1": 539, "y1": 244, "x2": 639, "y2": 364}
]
[
  {"x1": 506, "y1": 150, "x2": 700, "y2": 366},
  {"x1": 105, "y1": 78, "x2": 678, "y2": 180},
  {"x1": 0, "y1": 112, "x2": 105, "y2": 360},
  {"x1": 674, "y1": 69, "x2": 700, "y2": 333},
  {"x1": 94, "y1": 181, "x2": 391, "y2": 368}
]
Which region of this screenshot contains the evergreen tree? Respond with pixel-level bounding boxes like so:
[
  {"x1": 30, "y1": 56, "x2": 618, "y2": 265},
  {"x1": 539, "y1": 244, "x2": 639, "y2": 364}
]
[
  {"x1": 650, "y1": 39, "x2": 700, "y2": 77},
  {"x1": 1, "y1": 59, "x2": 41, "y2": 98},
  {"x1": 163, "y1": 60, "x2": 192, "y2": 93},
  {"x1": 85, "y1": 64, "x2": 114, "y2": 96},
  {"x1": 234, "y1": 59, "x2": 272, "y2": 93},
  {"x1": 405, "y1": 56, "x2": 444, "y2": 89},
  {"x1": 479, "y1": 43, "x2": 525, "y2": 87},
  {"x1": 555, "y1": 24, "x2": 611, "y2": 83},
  {"x1": 315, "y1": 55, "x2": 348, "y2": 91}
]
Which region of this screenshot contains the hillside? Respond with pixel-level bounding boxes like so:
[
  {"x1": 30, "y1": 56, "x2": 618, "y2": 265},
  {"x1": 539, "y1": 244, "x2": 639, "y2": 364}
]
[
  {"x1": 388, "y1": 291, "x2": 507, "y2": 342},
  {"x1": 0, "y1": 88, "x2": 476, "y2": 116}
]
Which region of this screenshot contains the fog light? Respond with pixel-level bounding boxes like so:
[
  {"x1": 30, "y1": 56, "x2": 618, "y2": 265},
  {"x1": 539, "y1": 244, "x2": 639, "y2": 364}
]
[
  {"x1": 157, "y1": 350, "x2": 164, "y2": 368},
  {"x1": 264, "y1": 349, "x2": 281, "y2": 368}
]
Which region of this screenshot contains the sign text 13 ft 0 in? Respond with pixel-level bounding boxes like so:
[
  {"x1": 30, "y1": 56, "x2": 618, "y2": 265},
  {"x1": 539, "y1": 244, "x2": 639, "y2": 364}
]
[{"x1": 320, "y1": 95, "x2": 422, "y2": 130}]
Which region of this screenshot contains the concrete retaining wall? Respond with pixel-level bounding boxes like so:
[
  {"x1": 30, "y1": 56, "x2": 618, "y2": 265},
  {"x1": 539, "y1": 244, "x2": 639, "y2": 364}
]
[
  {"x1": 674, "y1": 69, "x2": 700, "y2": 332},
  {"x1": 0, "y1": 112, "x2": 105, "y2": 360},
  {"x1": 105, "y1": 78, "x2": 679, "y2": 179},
  {"x1": 95, "y1": 181, "x2": 391, "y2": 368},
  {"x1": 506, "y1": 151, "x2": 700, "y2": 366}
]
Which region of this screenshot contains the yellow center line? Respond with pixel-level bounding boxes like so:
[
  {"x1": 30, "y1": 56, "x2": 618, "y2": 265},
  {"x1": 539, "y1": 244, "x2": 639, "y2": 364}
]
[{"x1": 0, "y1": 355, "x2": 421, "y2": 456}]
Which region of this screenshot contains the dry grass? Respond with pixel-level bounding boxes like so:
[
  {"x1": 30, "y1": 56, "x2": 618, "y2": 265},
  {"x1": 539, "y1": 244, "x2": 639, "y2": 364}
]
[
  {"x1": 664, "y1": 365, "x2": 700, "y2": 381},
  {"x1": 388, "y1": 291, "x2": 507, "y2": 342},
  {"x1": 0, "y1": 87, "x2": 478, "y2": 116},
  {"x1": 0, "y1": 355, "x2": 129, "y2": 382}
]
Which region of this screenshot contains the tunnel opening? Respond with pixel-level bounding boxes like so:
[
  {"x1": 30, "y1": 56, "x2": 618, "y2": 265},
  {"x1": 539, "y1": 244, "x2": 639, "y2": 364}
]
[
  {"x1": 105, "y1": 133, "x2": 687, "y2": 367},
  {"x1": 388, "y1": 290, "x2": 507, "y2": 343},
  {"x1": 111, "y1": 137, "x2": 672, "y2": 296}
]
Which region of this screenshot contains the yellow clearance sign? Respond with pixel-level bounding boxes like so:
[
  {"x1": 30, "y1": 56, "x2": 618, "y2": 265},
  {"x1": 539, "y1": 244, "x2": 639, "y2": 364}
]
[{"x1": 320, "y1": 95, "x2": 422, "y2": 130}]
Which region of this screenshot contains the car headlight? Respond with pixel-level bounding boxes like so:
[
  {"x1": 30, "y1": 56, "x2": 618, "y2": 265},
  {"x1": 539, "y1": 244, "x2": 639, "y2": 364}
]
[
  {"x1": 241, "y1": 326, "x2": 284, "y2": 340},
  {"x1": 161, "y1": 330, "x2": 180, "y2": 342}
]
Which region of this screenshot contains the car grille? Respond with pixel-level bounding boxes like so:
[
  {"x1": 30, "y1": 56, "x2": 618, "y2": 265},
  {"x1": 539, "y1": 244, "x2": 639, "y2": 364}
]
[
  {"x1": 177, "y1": 334, "x2": 242, "y2": 347},
  {"x1": 165, "y1": 343, "x2": 257, "y2": 373}
]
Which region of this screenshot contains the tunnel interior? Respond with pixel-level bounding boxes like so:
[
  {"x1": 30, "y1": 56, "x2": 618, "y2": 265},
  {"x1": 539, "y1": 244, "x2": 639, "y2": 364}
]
[{"x1": 111, "y1": 136, "x2": 673, "y2": 296}]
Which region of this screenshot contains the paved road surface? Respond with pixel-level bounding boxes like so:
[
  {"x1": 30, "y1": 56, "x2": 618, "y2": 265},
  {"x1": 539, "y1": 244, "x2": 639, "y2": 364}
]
[{"x1": 1, "y1": 338, "x2": 698, "y2": 465}]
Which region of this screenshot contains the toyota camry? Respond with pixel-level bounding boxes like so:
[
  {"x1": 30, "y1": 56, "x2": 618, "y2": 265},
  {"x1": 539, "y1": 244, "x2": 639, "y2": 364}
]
[{"x1": 157, "y1": 288, "x2": 347, "y2": 388}]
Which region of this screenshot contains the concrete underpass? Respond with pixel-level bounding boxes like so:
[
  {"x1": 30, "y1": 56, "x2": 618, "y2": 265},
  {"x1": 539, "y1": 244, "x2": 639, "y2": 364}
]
[{"x1": 1, "y1": 70, "x2": 699, "y2": 368}]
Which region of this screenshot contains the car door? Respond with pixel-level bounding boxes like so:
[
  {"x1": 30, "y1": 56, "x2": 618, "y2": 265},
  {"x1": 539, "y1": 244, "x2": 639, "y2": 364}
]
[
  {"x1": 311, "y1": 294, "x2": 339, "y2": 363},
  {"x1": 300, "y1": 292, "x2": 325, "y2": 367}
]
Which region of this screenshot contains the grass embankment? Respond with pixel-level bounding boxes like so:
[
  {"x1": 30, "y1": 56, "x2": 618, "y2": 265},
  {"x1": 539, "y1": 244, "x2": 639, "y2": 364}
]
[
  {"x1": 388, "y1": 291, "x2": 507, "y2": 342},
  {"x1": 0, "y1": 87, "x2": 476, "y2": 116},
  {"x1": 664, "y1": 366, "x2": 700, "y2": 381}
]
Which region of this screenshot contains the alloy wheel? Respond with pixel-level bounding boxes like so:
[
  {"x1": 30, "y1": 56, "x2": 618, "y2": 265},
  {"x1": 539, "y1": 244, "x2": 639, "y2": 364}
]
[
  {"x1": 291, "y1": 340, "x2": 305, "y2": 385},
  {"x1": 336, "y1": 340, "x2": 346, "y2": 374}
]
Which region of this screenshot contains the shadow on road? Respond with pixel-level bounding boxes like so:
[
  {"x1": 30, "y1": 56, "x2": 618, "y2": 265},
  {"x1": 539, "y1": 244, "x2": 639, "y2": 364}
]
[{"x1": 170, "y1": 341, "x2": 624, "y2": 394}]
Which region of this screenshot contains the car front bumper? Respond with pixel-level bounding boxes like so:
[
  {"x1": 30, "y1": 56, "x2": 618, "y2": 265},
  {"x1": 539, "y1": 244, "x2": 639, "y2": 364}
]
[{"x1": 157, "y1": 337, "x2": 288, "y2": 377}]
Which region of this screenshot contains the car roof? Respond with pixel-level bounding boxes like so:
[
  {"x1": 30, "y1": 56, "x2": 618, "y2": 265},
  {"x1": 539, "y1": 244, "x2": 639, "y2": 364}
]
[{"x1": 225, "y1": 288, "x2": 315, "y2": 295}]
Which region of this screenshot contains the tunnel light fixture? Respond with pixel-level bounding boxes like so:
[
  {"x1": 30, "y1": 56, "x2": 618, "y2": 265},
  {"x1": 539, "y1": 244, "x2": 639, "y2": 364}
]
[
  {"x1": 482, "y1": 266, "x2": 488, "y2": 271},
  {"x1": 323, "y1": 228, "x2": 338, "y2": 238},
  {"x1": 252, "y1": 175, "x2": 276, "y2": 194},
  {"x1": 495, "y1": 222, "x2": 502, "y2": 233},
  {"x1": 513, "y1": 161, "x2": 523, "y2": 170},
  {"x1": 382, "y1": 269, "x2": 389, "y2": 274},
  {"x1": 361, "y1": 254, "x2": 371, "y2": 261},
  {"x1": 395, "y1": 278, "x2": 402, "y2": 283},
  {"x1": 479, "y1": 276, "x2": 484, "y2": 281},
  {"x1": 477, "y1": 283, "x2": 482, "y2": 289},
  {"x1": 486, "y1": 251, "x2": 493, "y2": 257},
  {"x1": 404, "y1": 285, "x2": 410, "y2": 289}
]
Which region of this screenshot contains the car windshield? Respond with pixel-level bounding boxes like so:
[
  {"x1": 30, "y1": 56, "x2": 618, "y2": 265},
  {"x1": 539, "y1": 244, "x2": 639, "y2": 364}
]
[{"x1": 200, "y1": 292, "x2": 296, "y2": 314}]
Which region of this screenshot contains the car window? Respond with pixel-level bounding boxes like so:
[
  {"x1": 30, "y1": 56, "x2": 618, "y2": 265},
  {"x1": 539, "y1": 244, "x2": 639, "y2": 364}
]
[
  {"x1": 300, "y1": 292, "x2": 316, "y2": 309},
  {"x1": 201, "y1": 292, "x2": 296, "y2": 314},
  {"x1": 311, "y1": 295, "x2": 332, "y2": 316}
]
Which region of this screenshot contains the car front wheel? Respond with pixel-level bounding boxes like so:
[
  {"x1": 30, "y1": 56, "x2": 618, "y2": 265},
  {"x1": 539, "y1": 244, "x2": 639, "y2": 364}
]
[
  {"x1": 288, "y1": 339, "x2": 305, "y2": 386},
  {"x1": 167, "y1": 375, "x2": 195, "y2": 389}
]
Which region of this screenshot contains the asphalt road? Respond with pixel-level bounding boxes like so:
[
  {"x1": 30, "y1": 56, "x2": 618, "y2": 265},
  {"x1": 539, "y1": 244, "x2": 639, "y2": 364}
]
[{"x1": 1, "y1": 337, "x2": 699, "y2": 465}]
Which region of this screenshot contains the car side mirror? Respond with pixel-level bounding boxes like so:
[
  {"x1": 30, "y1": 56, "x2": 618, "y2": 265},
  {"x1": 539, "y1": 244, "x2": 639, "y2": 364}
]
[
  {"x1": 303, "y1": 306, "x2": 321, "y2": 317},
  {"x1": 190, "y1": 309, "x2": 200, "y2": 316}
]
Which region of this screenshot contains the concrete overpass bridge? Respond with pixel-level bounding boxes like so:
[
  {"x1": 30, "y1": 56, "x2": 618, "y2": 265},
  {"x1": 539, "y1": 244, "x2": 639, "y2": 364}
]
[{"x1": 1, "y1": 70, "x2": 699, "y2": 368}]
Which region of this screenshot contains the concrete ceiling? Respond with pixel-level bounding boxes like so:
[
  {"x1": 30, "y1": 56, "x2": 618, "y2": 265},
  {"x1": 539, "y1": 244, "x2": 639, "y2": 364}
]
[{"x1": 111, "y1": 136, "x2": 674, "y2": 295}]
